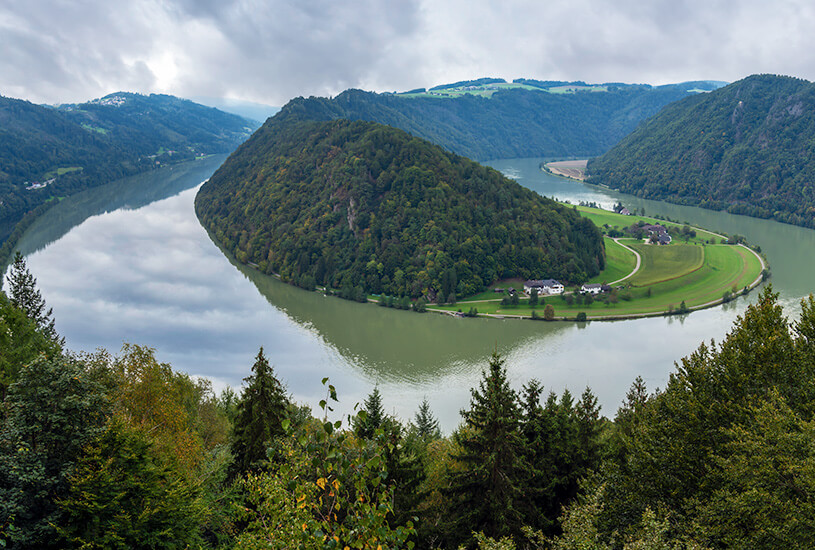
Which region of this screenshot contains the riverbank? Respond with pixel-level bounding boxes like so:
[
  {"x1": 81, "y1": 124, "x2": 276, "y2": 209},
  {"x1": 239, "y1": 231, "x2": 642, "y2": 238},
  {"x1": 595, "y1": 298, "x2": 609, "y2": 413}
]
[
  {"x1": 542, "y1": 159, "x2": 588, "y2": 181},
  {"x1": 425, "y1": 205, "x2": 768, "y2": 321}
]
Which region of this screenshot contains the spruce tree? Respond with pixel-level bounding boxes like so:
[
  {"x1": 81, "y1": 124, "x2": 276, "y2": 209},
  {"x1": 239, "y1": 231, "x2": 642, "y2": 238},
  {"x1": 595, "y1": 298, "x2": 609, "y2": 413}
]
[
  {"x1": 518, "y1": 379, "x2": 559, "y2": 535},
  {"x1": 5, "y1": 252, "x2": 61, "y2": 344},
  {"x1": 444, "y1": 351, "x2": 525, "y2": 546},
  {"x1": 353, "y1": 386, "x2": 385, "y2": 439},
  {"x1": 229, "y1": 347, "x2": 289, "y2": 478},
  {"x1": 414, "y1": 397, "x2": 441, "y2": 441}
]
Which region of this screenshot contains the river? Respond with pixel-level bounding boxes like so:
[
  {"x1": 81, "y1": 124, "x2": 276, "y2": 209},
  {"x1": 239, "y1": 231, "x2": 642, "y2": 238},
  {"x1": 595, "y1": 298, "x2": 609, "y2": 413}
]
[{"x1": 11, "y1": 156, "x2": 815, "y2": 431}]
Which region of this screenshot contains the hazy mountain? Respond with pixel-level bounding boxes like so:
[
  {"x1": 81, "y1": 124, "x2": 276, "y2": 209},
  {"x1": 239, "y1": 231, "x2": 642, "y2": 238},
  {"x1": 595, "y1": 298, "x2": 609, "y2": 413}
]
[
  {"x1": 270, "y1": 79, "x2": 724, "y2": 161},
  {"x1": 0, "y1": 92, "x2": 257, "y2": 250},
  {"x1": 189, "y1": 96, "x2": 280, "y2": 123}
]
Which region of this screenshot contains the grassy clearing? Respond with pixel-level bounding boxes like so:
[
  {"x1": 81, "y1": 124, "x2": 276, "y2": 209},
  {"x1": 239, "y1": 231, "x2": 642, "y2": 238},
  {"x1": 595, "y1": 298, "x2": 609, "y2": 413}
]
[
  {"x1": 586, "y1": 238, "x2": 636, "y2": 284},
  {"x1": 430, "y1": 244, "x2": 763, "y2": 320},
  {"x1": 80, "y1": 123, "x2": 109, "y2": 135},
  {"x1": 43, "y1": 166, "x2": 83, "y2": 179},
  {"x1": 628, "y1": 244, "x2": 703, "y2": 286},
  {"x1": 574, "y1": 205, "x2": 721, "y2": 243}
]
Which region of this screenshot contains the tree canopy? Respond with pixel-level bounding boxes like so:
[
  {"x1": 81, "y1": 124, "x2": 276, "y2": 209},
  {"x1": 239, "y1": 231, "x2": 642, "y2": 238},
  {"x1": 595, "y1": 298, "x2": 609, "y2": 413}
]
[
  {"x1": 588, "y1": 74, "x2": 815, "y2": 229},
  {"x1": 196, "y1": 118, "x2": 605, "y2": 300}
]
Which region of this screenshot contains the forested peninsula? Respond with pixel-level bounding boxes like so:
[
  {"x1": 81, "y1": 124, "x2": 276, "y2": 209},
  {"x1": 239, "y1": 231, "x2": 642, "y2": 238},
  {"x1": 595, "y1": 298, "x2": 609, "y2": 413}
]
[
  {"x1": 588, "y1": 74, "x2": 815, "y2": 228},
  {"x1": 0, "y1": 92, "x2": 256, "y2": 257},
  {"x1": 273, "y1": 80, "x2": 721, "y2": 161},
  {"x1": 195, "y1": 117, "x2": 605, "y2": 301}
]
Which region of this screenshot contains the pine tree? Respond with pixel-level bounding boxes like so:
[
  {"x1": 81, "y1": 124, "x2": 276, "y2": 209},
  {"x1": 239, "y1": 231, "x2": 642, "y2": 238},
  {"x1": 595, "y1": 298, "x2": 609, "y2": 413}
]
[
  {"x1": 518, "y1": 379, "x2": 558, "y2": 534},
  {"x1": 444, "y1": 351, "x2": 525, "y2": 546},
  {"x1": 5, "y1": 252, "x2": 60, "y2": 343},
  {"x1": 354, "y1": 386, "x2": 385, "y2": 439},
  {"x1": 414, "y1": 397, "x2": 441, "y2": 441},
  {"x1": 229, "y1": 348, "x2": 289, "y2": 478}
]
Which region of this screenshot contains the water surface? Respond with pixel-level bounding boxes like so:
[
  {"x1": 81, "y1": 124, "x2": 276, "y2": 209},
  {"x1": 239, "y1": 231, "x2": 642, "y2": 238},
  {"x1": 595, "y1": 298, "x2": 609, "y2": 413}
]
[{"x1": 13, "y1": 157, "x2": 815, "y2": 430}]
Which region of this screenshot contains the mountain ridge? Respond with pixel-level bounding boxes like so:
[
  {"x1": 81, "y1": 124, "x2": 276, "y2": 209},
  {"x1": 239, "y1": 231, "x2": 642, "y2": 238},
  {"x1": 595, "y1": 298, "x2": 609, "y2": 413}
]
[{"x1": 587, "y1": 74, "x2": 815, "y2": 228}]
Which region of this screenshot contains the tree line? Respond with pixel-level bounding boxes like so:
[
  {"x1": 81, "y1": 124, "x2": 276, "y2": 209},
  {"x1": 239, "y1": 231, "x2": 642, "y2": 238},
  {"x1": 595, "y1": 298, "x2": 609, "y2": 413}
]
[{"x1": 2, "y1": 253, "x2": 814, "y2": 549}]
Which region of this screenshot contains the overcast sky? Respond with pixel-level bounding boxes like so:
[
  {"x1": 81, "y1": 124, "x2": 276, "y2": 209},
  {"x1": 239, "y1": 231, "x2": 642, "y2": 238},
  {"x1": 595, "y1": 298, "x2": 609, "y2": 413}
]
[{"x1": 3, "y1": 0, "x2": 815, "y2": 106}]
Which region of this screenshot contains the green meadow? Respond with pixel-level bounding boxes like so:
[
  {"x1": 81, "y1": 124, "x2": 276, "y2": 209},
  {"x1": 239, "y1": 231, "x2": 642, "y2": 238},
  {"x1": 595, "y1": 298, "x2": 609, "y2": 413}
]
[{"x1": 426, "y1": 206, "x2": 766, "y2": 320}]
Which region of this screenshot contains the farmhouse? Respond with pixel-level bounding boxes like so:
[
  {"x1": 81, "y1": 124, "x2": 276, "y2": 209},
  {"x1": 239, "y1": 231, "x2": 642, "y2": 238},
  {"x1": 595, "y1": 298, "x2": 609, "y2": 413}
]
[
  {"x1": 524, "y1": 279, "x2": 564, "y2": 295},
  {"x1": 640, "y1": 224, "x2": 672, "y2": 245},
  {"x1": 581, "y1": 283, "x2": 607, "y2": 294}
]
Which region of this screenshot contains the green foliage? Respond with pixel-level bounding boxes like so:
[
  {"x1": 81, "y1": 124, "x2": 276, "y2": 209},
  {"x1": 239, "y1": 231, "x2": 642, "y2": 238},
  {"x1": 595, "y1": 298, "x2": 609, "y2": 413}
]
[
  {"x1": 589, "y1": 74, "x2": 815, "y2": 229},
  {"x1": 272, "y1": 85, "x2": 705, "y2": 162},
  {"x1": 444, "y1": 352, "x2": 525, "y2": 546},
  {"x1": 235, "y1": 381, "x2": 416, "y2": 549},
  {"x1": 56, "y1": 420, "x2": 206, "y2": 550},
  {"x1": 543, "y1": 304, "x2": 555, "y2": 321},
  {"x1": 0, "y1": 93, "x2": 255, "y2": 247},
  {"x1": 529, "y1": 288, "x2": 539, "y2": 306},
  {"x1": 690, "y1": 391, "x2": 815, "y2": 548},
  {"x1": 196, "y1": 118, "x2": 605, "y2": 300},
  {"x1": 0, "y1": 290, "x2": 61, "y2": 398},
  {"x1": 229, "y1": 347, "x2": 290, "y2": 478},
  {"x1": 414, "y1": 398, "x2": 441, "y2": 442},
  {"x1": 598, "y1": 286, "x2": 815, "y2": 545},
  {"x1": 354, "y1": 387, "x2": 386, "y2": 439},
  {"x1": 5, "y1": 252, "x2": 59, "y2": 342},
  {"x1": 0, "y1": 355, "x2": 109, "y2": 548}
]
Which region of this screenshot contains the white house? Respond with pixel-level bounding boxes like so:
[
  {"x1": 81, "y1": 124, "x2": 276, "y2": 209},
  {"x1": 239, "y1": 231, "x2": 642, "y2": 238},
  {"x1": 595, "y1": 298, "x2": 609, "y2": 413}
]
[
  {"x1": 524, "y1": 279, "x2": 564, "y2": 295},
  {"x1": 581, "y1": 283, "x2": 603, "y2": 294}
]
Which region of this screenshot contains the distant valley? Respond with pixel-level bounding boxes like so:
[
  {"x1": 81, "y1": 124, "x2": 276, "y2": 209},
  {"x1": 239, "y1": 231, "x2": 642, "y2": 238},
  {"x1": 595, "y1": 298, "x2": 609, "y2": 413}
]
[{"x1": 0, "y1": 92, "x2": 257, "y2": 259}]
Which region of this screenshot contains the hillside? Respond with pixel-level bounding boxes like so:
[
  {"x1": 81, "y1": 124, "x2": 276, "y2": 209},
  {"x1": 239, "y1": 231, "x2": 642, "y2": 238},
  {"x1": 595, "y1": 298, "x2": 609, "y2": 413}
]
[
  {"x1": 587, "y1": 74, "x2": 815, "y2": 228},
  {"x1": 272, "y1": 80, "x2": 722, "y2": 161},
  {"x1": 0, "y1": 92, "x2": 256, "y2": 247},
  {"x1": 195, "y1": 118, "x2": 605, "y2": 300}
]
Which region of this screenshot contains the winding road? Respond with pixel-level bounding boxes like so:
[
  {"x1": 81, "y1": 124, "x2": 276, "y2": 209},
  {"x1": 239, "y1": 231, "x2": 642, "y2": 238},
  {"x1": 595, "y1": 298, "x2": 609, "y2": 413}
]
[{"x1": 609, "y1": 238, "x2": 642, "y2": 284}]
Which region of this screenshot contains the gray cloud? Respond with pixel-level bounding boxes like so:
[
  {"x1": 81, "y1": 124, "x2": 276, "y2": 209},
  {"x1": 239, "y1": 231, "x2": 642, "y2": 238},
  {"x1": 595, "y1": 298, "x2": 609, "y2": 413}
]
[{"x1": 3, "y1": 0, "x2": 815, "y2": 106}]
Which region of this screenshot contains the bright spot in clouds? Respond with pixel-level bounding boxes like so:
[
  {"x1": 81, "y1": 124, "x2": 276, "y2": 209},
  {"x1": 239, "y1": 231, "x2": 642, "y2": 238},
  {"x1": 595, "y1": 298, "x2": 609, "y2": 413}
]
[{"x1": 3, "y1": 1, "x2": 815, "y2": 105}]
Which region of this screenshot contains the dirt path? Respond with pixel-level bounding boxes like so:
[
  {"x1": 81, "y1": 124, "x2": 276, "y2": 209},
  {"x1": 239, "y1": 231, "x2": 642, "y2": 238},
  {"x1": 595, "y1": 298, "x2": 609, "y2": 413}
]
[{"x1": 610, "y1": 239, "x2": 642, "y2": 284}]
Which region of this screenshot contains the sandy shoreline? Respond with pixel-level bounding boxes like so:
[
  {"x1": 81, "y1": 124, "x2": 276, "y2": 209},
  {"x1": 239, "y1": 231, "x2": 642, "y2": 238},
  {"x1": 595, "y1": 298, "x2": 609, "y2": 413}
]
[{"x1": 544, "y1": 159, "x2": 588, "y2": 181}]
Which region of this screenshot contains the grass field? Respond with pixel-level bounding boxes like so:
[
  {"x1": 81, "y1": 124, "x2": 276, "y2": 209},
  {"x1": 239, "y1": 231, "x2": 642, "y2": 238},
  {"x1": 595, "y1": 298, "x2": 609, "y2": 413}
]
[
  {"x1": 429, "y1": 242, "x2": 764, "y2": 320},
  {"x1": 420, "y1": 204, "x2": 766, "y2": 321},
  {"x1": 627, "y1": 244, "x2": 704, "y2": 286},
  {"x1": 398, "y1": 83, "x2": 608, "y2": 99},
  {"x1": 573, "y1": 205, "x2": 721, "y2": 243},
  {"x1": 585, "y1": 238, "x2": 637, "y2": 284}
]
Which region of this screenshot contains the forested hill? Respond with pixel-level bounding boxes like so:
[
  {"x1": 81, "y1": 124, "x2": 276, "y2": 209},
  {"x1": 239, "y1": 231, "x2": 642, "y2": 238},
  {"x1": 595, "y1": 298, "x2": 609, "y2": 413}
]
[
  {"x1": 587, "y1": 74, "x2": 815, "y2": 228},
  {"x1": 0, "y1": 92, "x2": 256, "y2": 252},
  {"x1": 195, "y1": 118, "x2": 605, "y2": 300},
  {"x1": 271, "y1": 81, "x2": 721, "y2": 161}
]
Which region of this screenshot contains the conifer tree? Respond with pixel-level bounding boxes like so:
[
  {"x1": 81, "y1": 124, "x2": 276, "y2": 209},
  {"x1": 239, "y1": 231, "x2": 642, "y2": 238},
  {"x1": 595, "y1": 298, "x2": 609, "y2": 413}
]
[
  {"x1": 414, "y1": 397, "x2": 441, "y2": 441},
  {"x1": 5, "y1": 252, "x2": 60, "y2": 343},
  {"x1": 229, "y1": 347, "x2": 289, "y2": 478},
  {"x1": 354, "y1": 386, "x2": 385, "y2": 439},
  {"x1": 518, "y1": 379, "x2": 557, "y2": 534},
  {"x1": 444, "y1": 351, "x2": 525, "y2": 546}
]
